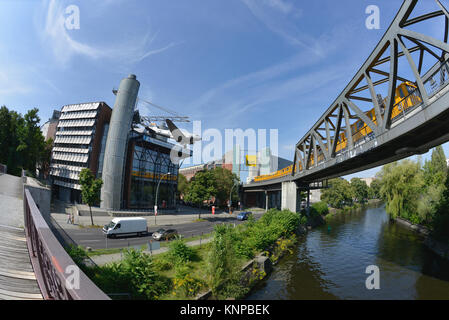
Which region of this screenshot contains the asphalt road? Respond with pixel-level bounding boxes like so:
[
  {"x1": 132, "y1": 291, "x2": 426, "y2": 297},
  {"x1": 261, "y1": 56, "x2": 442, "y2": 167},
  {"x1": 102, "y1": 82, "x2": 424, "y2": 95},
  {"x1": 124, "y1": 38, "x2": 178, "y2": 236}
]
[{"x1": 63, "y1": 212, "x2": 265, "y2": 250}]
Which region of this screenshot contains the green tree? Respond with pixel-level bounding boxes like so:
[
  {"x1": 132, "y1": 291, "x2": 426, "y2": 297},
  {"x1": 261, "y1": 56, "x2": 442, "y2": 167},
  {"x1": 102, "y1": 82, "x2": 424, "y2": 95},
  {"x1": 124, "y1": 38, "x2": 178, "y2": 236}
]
[
  {"x1": 184, "y1": 170, "x2": 217, "y2": 219},
  {"x1": 17, "y1": 108, "x2": 46, "y2": 173},
  {"x1": 432, "y1": 160, "x2": 449, "y2": 241},
  {"x1": 321, "y1": 178, "x2": 353, "y2": 209},
  {"x1": 38, "y1": 138, "x2": 53, "y2": 180},
  {"x1": 0, "y1": 106, "x2": 13, "y2": 166},
  {"x1": 423, "y1": 145, "x2": 447, "y2": 187},
  {"x1": 414, "y1": 147, "x2": 447, "y2": 225},
  {"x1": 0, "y1": 106, "x2": 46, "y2": 176},
  {"x1": 177, "y1": 174, "x2": 189, "y2": 199},
  {"x1": 350, "y1": 178, "x2": 369, "y2": 203},
  {"x1": 369, "y1": 178, "x2": 381, "y2": 199},
  {"x1": 79, "y1": 168, "x2": 103, "y2": 226},
  {"x1": 378, "y1": 160, "x2": 424, "y2": 222},
  {"x1": 210, "y1": 167, "x2": 240, "y2": 207}
]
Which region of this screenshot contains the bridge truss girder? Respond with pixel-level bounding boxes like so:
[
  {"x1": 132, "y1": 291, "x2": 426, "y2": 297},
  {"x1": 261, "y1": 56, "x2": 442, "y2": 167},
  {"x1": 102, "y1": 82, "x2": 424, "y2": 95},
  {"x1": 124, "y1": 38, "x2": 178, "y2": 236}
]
[{"x1": 292, "y1": 0, "x2": 449, "y2": 182}]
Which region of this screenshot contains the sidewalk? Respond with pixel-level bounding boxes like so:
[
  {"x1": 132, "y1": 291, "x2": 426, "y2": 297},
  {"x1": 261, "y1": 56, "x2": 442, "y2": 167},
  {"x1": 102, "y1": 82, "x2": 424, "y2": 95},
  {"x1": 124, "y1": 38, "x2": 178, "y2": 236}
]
[{"x1": 90, "y1": 237, "x2": 213, "y2": 266}]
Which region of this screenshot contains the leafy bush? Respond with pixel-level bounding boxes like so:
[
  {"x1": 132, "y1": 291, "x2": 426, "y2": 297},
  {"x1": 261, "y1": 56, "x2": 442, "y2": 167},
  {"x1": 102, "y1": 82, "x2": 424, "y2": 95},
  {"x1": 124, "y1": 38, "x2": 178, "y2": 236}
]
[
  {"x1": 66, "y1": 245, "x2": 88, "y2": 267},
  {"x1": 89, "y1": 249, "x2": 171, "y2": 300},
  {"x1": 409, "y1": 214, "x2": 422, "y2": 225},
  {"x1": 153, "y1": 255, "x2": 174, "y2": 272},
  {"x1": 234, "y1": 209, "x2": 300, "y2": 259},
  {"x1": 311, "y1": 201, "x2": 329, "y2": 216},
  {"x1": 269, "y1": 236, "x2": 296, "y2": 264},
  {"x1": 167, "y1": 237, "x2": 197, "y2": 264},
  {"x1": 172, "y1": 264, "x2": 205, "y2": 298},
  {"x1": 89, "y1": 263, "x2": 133, "y2": 298},
  {"x1": 206, "y1": 224, "x2": 241, "y2": 297},
  {"x1": 120, "y1": 249, "x2": 171, "y2": 299}
]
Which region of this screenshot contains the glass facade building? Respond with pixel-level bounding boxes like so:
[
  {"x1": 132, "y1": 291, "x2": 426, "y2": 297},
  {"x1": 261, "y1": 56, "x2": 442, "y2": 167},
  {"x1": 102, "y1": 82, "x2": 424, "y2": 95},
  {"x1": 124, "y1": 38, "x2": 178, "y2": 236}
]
[{"x1": 123, "y1": 131, "x2": 182, "y2": 210}]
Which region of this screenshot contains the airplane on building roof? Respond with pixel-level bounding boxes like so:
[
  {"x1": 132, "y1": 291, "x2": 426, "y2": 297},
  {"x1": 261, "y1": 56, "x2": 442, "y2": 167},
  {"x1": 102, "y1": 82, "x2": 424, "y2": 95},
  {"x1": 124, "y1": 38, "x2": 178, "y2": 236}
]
[{"x1": 143, "y1": 119, "x2": 201, "y2": 148}]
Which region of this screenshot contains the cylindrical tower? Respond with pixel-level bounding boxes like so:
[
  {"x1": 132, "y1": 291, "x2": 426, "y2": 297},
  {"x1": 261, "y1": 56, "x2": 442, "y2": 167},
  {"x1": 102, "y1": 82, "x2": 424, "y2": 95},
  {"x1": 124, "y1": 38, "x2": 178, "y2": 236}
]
[{"x1": 100, "y1": 74, "x2": 140, "y2": 210}]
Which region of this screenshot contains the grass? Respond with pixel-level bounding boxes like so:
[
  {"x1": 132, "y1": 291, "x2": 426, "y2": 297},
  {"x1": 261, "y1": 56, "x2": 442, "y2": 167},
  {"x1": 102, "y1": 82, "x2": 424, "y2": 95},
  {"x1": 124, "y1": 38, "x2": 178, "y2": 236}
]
[{"x1": 87, "y1": 247, "x2": 124, "y2": 257}]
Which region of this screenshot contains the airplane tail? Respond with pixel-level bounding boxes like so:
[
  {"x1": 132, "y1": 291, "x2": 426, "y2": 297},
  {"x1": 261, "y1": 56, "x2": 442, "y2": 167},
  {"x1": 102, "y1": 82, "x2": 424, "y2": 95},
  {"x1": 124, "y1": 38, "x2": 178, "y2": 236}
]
[{"x1": 166, "y1": 119, "x2": 186, "y2": 143}]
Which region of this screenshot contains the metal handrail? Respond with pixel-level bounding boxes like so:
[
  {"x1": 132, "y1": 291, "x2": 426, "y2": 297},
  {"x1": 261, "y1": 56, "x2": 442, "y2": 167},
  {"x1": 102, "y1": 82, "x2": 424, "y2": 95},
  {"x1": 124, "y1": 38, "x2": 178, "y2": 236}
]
[{"x1": 23, "y1": 188, "x2": 110, "y2": 300}]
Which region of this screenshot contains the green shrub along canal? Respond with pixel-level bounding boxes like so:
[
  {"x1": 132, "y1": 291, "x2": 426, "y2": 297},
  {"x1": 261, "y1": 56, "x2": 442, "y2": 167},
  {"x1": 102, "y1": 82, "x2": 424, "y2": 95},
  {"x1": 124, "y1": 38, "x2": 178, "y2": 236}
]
[{"x1": 247, "y1": 205, "x2": 449, "y2": 299}]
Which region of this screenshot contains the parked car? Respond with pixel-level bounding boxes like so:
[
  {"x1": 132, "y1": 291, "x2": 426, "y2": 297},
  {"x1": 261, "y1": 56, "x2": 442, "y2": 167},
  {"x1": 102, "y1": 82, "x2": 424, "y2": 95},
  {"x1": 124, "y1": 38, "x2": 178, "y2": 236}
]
[
  {"x1": 152, "y1": 228, "x2": 178, "y2": 241},
  {"x1": 102, "y1": 217, "x2": 147, "y2": 238},
  {"x1": 237, "y1": 211, "x2": 252, "y2": 221}
]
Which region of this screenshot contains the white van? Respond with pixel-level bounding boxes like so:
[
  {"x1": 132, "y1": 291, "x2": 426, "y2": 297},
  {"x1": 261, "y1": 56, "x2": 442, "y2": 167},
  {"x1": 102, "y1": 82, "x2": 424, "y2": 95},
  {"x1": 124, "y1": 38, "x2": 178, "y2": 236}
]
[{"x1": 102, "y1": 217, "x2": 147, "y2": 238}]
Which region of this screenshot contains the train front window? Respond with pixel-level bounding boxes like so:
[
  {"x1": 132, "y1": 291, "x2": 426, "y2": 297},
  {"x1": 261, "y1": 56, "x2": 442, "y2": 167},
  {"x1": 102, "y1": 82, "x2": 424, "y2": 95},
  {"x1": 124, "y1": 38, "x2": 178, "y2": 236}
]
[
  {"x1": 357, "y1": 121, "x2": 364, "y2": 130},
  {"x1": 406, "y1": 85, "x2": 416, "y2": 95}
]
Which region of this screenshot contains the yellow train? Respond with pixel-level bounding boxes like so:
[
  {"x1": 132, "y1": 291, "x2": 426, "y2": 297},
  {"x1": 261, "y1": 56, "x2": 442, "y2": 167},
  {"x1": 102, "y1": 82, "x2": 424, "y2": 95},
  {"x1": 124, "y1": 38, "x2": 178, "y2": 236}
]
[{"x1": 253, "y1": 81, "x2": 421, "y2": 182}]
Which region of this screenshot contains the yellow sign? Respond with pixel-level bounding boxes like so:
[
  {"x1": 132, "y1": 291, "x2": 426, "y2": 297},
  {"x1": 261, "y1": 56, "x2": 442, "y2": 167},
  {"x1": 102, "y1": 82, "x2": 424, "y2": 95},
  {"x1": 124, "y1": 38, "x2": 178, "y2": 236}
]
[{"x1": 245, "y1": 155, "x2": 257, "y2": 167}]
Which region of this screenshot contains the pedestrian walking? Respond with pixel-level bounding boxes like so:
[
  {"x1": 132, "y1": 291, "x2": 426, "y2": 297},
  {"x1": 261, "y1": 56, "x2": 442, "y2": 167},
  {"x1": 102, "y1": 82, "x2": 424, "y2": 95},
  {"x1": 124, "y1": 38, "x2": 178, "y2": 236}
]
[{"x1": 67, "y1": 212, "x2": 72, "y2": 224}]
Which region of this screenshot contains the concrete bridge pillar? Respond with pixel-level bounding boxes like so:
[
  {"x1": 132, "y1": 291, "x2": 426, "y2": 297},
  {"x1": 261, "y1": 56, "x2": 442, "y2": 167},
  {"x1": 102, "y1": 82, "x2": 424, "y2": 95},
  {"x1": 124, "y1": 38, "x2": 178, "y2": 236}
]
[
  {"x1": 306, "y1": 188, "x2": 310, "y2": 216},
  {"x1": 265, "y1": 190, "x2": 268, "y2": 211},
  {"x1": 281, "y1": 181, "x2": 298, "y2": 212}
]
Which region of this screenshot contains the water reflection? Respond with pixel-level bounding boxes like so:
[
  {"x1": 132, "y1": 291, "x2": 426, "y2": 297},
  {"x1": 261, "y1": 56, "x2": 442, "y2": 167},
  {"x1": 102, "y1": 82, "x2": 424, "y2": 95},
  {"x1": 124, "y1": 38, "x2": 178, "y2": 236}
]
[{"x1": 247, "y1": 205, "x2": 449, "y2": 300}]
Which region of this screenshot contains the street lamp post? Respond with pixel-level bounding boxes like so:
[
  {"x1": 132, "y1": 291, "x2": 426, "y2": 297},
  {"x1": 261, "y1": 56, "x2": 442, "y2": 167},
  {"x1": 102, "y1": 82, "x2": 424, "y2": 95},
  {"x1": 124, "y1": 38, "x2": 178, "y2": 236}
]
[
  {"x1": 229, "y1": 179, "x2": 238, "y2": 214},
  {"x1": 155, "y1": 172, "x2": 171, "y2": 225}
]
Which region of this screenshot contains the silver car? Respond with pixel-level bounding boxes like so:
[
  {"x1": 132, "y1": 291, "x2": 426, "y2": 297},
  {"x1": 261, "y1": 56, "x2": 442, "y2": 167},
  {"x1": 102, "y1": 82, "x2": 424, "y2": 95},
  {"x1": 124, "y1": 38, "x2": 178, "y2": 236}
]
[{"x1": 152, "y1": 228, "x2": 178, "y2": 241}]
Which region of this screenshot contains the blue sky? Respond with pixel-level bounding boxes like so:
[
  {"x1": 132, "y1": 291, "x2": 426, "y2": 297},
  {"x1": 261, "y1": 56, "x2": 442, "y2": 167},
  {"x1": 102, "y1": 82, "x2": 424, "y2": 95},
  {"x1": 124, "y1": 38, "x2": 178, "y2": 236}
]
[{"x1": 1, "y1": 0, "x2": 448, "y2": 180}]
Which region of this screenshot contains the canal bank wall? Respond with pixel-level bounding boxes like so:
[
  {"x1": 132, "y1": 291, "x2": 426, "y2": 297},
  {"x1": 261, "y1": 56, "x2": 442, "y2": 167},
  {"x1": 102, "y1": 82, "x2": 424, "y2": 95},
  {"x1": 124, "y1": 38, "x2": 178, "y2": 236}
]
[{"x1": 394, "y1": 217, "x2": 449, "y2": 260}]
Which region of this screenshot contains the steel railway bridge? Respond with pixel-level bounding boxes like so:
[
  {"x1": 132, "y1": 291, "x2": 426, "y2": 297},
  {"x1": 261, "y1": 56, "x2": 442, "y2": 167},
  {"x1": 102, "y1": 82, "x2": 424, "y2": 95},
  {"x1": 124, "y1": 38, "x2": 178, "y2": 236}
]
[{"x1": 243, "y1": 0, "x2": 449, "y2": 212}]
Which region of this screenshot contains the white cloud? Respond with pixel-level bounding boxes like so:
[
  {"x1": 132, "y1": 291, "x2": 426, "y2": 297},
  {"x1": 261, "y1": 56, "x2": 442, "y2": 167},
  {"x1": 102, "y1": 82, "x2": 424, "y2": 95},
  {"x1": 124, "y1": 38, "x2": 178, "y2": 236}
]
[
  {"x1": 39, "y1": 0, "x2": 179, "y2": 67},
  {"x1": 262, "y1": 0, "x2": 295, "y2": 15},
  {"x1": 241, "y1": 0, "x2": 322, "y2": 56}
]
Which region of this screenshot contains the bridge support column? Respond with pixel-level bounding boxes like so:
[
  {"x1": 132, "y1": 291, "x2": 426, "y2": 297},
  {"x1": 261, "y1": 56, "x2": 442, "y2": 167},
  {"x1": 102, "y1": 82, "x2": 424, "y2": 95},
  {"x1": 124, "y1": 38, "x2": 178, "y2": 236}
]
[
  {"x1": 265, "y1": 190, "x2": 268, "y2": 212},
  {"x1": 281, "y1": 181, "x2": 298, "y2": 212},
  {"x1": 306, "y1": 188, "x2": 310, "y2": 216}
]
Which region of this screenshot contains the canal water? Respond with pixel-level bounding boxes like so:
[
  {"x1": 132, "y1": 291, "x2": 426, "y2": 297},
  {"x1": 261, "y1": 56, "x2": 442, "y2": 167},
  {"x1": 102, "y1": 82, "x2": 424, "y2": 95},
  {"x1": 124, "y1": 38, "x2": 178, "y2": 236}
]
[{"x1": 247, "y1": 205, "x2": 449, "y2": 300}]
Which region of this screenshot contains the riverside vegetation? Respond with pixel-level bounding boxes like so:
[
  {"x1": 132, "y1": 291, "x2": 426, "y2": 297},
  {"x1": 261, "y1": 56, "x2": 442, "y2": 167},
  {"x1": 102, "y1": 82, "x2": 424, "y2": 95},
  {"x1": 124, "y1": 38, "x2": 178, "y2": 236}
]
[
  {"x1": 377, "y1": 146, "x2": 449, "y2": 243},
  {"x1": 67, "y1": 208, "x2": 302, "y2": 300},
  {"x1": 316, "y1": 145, "x2": 449, "y2": 245}
]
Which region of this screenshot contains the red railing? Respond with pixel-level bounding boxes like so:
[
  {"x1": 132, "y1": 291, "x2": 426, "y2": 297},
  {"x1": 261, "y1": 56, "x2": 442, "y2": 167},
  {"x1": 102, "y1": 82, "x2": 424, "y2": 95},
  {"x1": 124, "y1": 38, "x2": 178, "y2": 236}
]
[{"x1": 23, "y1": 188, "x2": 110, "y2": 300}]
